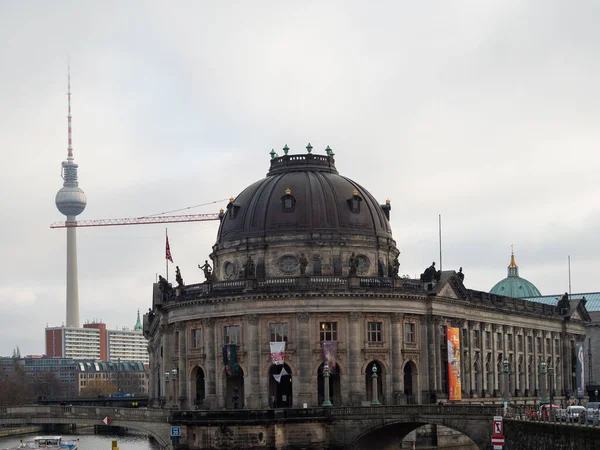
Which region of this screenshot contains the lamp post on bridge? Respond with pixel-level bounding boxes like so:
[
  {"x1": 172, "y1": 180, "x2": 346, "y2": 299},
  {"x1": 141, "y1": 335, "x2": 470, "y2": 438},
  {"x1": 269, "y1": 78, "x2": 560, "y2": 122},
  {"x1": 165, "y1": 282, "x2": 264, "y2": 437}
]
[
  {"x1": 539, "y1": 360, "x2": 548, "y2": 406},
  {"x1": 503, "y1": 359, "x2": 510, "y2": 412},
  {"x1": 322, "y1": 363, "x2": 332, "y2": 407},
  {"x1": 371, "y1": 365, "x2": 380, "y2": 406},
  {"x1": 548, "y1": 365, "x2": 555, "y2": 421}
]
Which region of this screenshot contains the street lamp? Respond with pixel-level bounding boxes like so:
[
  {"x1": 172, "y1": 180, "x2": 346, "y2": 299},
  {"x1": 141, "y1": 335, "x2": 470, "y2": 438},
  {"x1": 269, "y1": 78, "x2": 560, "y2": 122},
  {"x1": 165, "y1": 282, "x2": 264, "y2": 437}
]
[
  {"x1": 548, "y1": 366, "x2": 555, "y2": 421},
  {"x1": 539, "y1": 360, "x2": 548, "y2": 405},
  {"x1": 503, "y1": 359, "x2": 510, "y2": 410}
]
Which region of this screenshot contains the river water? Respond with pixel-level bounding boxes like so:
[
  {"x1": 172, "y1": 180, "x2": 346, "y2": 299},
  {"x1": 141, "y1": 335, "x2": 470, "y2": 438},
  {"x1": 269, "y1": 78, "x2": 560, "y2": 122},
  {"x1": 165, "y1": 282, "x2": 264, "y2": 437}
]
[{"x1": 0, "y1": 432, "x2": 161, "y2": 450}]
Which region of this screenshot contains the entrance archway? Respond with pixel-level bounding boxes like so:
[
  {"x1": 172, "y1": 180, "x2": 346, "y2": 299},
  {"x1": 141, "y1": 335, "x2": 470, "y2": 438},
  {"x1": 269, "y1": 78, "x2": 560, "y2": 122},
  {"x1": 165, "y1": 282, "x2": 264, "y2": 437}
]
[
  {"x1": 224, "y1": 367, "x2": 244, "y2": 409},
  {"x1": 269, "y1": 364, "x2": 293, "y2": 408},
  {"x1": 404, "y1": 361, "x2": 418, "y2": 404},
  {"x1": 191, "y1": 367, "x2": 205, "y2": 408},
  {"x1": 365, "y1": 361, "x2": 384, "y2": 404},
  {"x1": 318, "y1": 363, "x2": 341, "y2": 406}
]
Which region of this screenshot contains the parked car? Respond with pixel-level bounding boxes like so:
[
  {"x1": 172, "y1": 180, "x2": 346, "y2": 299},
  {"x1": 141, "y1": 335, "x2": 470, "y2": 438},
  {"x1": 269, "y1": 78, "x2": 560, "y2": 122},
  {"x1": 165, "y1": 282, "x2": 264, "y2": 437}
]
[{"x1": 566, "y1": 405, "x2": 586, "y2": 422}]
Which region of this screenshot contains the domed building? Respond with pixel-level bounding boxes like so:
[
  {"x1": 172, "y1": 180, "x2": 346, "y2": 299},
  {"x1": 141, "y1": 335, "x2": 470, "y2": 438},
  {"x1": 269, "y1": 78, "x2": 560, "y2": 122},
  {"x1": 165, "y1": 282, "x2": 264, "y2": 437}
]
[
  {"x1": 490, "y1": 250, "x2": 542, "y2": 298},
  {"x1": 144, "y1": 148, "x2": 589, "y2": 425}
]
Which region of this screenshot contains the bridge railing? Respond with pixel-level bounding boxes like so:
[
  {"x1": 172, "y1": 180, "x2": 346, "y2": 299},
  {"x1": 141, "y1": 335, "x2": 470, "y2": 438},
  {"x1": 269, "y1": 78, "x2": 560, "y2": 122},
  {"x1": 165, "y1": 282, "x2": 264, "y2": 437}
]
[
  {"x1": 0, "y1": 405, "x2": 170, "y2": 422},
  {"x1": 170, "y1": 404, "x2": 504, "y2": 423}
]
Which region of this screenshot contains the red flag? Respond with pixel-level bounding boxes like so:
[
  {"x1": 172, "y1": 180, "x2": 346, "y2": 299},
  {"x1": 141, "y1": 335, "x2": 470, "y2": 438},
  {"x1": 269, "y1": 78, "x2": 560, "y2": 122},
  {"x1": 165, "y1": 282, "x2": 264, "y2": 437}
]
[{"x1": 165, "y1": 235, "x2": 173, "y2": 262}]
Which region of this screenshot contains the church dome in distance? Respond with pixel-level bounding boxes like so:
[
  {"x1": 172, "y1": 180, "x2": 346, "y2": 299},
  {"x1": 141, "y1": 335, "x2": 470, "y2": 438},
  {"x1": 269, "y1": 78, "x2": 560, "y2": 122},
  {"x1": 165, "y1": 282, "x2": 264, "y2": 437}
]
[{"x1": 490, "y1": 249, "x2": 541, "y2": 298}]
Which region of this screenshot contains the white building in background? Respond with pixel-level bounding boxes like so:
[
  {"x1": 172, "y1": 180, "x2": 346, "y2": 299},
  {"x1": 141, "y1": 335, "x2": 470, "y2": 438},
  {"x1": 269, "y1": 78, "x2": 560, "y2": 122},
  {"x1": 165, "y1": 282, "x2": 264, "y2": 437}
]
[
  {"x1": 45, "y1": 311, "x2": 148, "y2": 363},
  {"x1": 107, "y1": 329, "x2": 149, "y2": 363},
  {"x1": 46, "y1": 326, "x2": 101, "y2": 360}
]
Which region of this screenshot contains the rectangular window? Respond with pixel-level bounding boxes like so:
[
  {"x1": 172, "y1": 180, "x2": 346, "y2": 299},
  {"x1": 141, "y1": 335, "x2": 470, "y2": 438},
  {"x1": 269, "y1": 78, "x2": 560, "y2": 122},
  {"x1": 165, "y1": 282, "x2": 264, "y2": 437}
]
[
  {"x1": 191, "y1": 328, "x2": 202, "y2": 348},
  {"x1": 527, "y1": 336, "x2": 533, "y2": 352},
  {"x1": 536, "y1": 337, "x2": 542, "y2": 353},
  {"x1": 555, "y1": 339, "x2": 560, "y2": 354},
  {"x1": 473, "y1": 330, "x2": 480, "y2": 348},
  {"x1": 485, "y1": 331, "x2": 491, "y2": 349},
  {"x1": 461, "y1": 328, "x2": 468, "y2": 346},
  {"x1": 175, "y1": 331, "x2": 179, "y2": 352},
  {"x1": 441, "y1": 326, "x2": 447, "y2": 346},
  {"x1": 518, "y1": 335, "x2": 523, "y2": 352},
  {"x1": 270, "y1": 323, "x2": 288, "y2": 342},
  {"x1": 546, "y1": 338, "x2": 551, "y2": 354},
  {"x1": 405, "y1": 323, "x2": 415, "y2": 343},
  {"x1": 224, "y1": 326, "x2": 241, "y2": 344},
  {"x1": 320, "y1": 322, "x2": 337, "y2": 341},
  {"x1": 496, "y1": 333, "x2": 503, "y2": 350},
  {"x1": 367, "y1": 322, "x2": 382, "y2": 342},
  {"x1": 508, "y1": 334, "x2": 514, "y2": 351}
]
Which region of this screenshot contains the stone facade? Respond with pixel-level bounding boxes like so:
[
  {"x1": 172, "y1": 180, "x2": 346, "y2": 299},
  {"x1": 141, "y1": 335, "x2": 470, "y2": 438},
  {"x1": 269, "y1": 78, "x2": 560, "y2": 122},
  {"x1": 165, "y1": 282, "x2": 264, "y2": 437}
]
[{"x1": 144, "y1": 151, "x2": 590, "y2": 412}]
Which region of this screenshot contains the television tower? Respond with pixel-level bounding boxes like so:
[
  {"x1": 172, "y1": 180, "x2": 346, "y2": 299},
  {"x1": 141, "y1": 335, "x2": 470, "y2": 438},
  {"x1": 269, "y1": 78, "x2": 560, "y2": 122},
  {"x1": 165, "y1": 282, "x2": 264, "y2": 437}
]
[{"x1": 55, "y1": 67, "x2": 87, "y2": 327}]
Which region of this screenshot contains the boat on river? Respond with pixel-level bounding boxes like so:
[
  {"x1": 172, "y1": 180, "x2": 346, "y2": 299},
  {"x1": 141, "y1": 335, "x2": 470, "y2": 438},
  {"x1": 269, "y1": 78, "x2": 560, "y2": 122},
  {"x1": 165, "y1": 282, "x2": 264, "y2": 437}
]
[{"x1": 3, "y1": 436, "x2": 78, "y2": 449}]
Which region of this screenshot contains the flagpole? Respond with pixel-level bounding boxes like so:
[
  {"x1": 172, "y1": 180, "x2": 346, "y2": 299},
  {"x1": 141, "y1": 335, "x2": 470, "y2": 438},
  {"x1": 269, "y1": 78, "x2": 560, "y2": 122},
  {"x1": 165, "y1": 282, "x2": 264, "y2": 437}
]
[{"x1": 166, "y1": 228, "x2": 168, "y2": 282}]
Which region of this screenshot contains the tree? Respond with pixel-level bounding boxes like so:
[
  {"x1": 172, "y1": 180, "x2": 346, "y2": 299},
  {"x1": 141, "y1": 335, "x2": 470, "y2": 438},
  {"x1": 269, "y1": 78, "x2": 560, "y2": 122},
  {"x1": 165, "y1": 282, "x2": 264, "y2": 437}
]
[
  {"x1": 0, "y1": 365, "x2": 34, "y2": 406},
  {"x1": 79, "y1": 379, "x2": 118, "y2": 397},
  {"x1": 30, "y1": 372, "x2": 64, "y2": 401}
]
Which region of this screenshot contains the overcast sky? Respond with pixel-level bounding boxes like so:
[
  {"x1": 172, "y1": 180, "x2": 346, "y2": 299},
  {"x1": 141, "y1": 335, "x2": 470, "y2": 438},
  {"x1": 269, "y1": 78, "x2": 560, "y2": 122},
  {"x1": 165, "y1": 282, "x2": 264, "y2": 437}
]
[{"x1": 1, "y1": 1, "x2": 599, "y2": 357}]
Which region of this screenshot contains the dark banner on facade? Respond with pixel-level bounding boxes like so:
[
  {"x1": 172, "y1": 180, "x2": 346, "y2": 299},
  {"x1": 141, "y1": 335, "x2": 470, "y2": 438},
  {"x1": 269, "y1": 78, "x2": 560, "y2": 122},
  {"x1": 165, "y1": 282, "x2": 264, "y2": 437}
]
[
  {"x1": 447, "y1": 327, "x2": 461, "y2": 401},
  {"x1": 322, "y1": 341, "x2": 338, "y2": 371},
  {"x1": 576, "y1": 343, "x2": 585, "y2": 398},
  {"x1": 222, "y1": 344, "x2": 240, "y2": 376}
]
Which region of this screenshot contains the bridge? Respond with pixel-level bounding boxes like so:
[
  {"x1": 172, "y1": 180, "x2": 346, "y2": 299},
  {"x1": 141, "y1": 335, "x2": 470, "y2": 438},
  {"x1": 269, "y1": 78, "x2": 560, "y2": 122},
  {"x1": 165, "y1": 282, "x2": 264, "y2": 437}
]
[{"x1": 2, "y1": 404, "x2": 600, "y2": 449}]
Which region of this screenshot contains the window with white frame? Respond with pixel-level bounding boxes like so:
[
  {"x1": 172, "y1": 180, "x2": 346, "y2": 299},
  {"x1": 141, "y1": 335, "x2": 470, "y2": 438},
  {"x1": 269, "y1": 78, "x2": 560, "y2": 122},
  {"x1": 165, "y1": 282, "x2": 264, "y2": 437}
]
[
  {"x1": 224, "y1": 326, "x2": 241, "y2": 344},
  {"x1": 320, "y1": 322, "x2": 337, "y2": 341},
  {"x1": 367, "y1": 322, "x2": 382, "y2": 342},
  {"x1": 405, "y1": 323, "x2": 415, "y2": 343},
  {"x1": 270, "y1": 323, "x2": 288, "y2": 342},
  {"x1": 191, "y1": 328, "x2": 202, "y2": 348}
]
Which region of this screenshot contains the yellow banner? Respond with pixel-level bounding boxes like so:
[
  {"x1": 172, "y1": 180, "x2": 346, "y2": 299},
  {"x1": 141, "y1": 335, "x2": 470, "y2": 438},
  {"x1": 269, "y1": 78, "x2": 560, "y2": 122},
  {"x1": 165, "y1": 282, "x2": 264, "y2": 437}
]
[{"x1": 447, "y1": 327, "x2": 461, "y2": 401}]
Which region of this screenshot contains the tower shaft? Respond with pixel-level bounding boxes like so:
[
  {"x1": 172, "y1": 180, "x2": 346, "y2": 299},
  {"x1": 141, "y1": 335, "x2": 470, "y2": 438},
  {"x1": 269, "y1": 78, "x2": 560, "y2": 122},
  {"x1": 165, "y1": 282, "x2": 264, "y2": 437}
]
[{"x1": 66, "y1": 216, "x2": 80, "y2": 327}]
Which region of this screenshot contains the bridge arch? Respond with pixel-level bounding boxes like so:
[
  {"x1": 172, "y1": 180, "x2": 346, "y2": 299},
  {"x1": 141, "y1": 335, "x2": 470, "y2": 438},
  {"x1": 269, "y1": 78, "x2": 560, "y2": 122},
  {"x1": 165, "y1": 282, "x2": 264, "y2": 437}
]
[{"x1": 351, "y1": 419, "x2": 480, "y2": 450}]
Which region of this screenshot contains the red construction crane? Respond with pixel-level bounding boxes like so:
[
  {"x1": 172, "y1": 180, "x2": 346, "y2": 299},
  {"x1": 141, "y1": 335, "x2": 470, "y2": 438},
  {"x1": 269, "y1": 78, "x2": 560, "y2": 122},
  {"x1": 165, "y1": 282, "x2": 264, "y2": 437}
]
[{"x1": 50, "y1": 212, "x2": 223, "y2": 228}]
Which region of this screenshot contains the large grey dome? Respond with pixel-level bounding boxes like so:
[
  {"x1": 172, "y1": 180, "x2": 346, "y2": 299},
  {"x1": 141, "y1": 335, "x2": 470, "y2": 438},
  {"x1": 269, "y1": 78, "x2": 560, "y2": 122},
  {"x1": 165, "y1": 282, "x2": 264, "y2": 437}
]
[
  {"x1": 211, "y1": 152, "x2": 398, "y2": 280},
  {"x1": 217, "y1": 154, "x2": 392, "y2": 243}
]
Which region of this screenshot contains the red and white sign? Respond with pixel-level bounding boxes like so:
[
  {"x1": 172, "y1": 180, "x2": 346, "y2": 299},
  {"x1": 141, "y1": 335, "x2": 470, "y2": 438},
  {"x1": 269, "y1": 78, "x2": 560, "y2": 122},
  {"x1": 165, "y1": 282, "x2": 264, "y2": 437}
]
[
  {"x1": 493, "y1": 416, "x2": 503, "y2": 435},
  {"x1": 491, "y1": 435, "x2": 505, "y2": 445},
  {"x1": 103, "y1": 416, "x2": 111, "y2": 425}
]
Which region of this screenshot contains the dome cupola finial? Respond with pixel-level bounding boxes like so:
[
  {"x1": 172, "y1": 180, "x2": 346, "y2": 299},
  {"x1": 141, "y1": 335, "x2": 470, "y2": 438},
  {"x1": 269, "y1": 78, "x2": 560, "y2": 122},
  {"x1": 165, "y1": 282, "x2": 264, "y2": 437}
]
[{"x1": 508, "y1": 244, "x2": 519, "y2": 276}]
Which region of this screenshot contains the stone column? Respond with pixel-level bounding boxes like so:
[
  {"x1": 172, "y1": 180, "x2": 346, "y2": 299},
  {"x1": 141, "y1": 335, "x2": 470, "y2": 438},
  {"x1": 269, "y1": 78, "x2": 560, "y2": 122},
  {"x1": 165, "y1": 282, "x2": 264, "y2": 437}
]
[
  {"x1": 562, "y1": 333, "x2": 572, "y2": 397},
  {"x1": 391, "y1": 313, "x2": 404, "y2": 404},
  {"x1": 295, "y1": 312, "x2": 311, "y2": 407},
  {"x1": 491, "y1": 324, "x2": 499, "y2": 396},
  {"x1": 246, "y1": 314, "x2": 260, "y2": 408},
  {"x1": 348, "y1": 312, "x2": 363, "y2": 405},
  {"x1": 435, "y1": 320, "x2": 443, "y2": 395},
  {"x1": 426, "y1": 315, "x2": 436, "y2": 400},
  {"x1": 148, "y1": 344, "x2": 156, "y2": 401},
  {"x1": 533, "y1": 330, "x2": 539, "y2": 396},
  {"x1": 203, "y1": 318, "x2": 217, "y2": 409},
  {"x1": 161, "y1": 325, "x2": 170, "y2": 406},
  {"x1": 178, "y1": 325, "x2": 188, "y2": 409}
]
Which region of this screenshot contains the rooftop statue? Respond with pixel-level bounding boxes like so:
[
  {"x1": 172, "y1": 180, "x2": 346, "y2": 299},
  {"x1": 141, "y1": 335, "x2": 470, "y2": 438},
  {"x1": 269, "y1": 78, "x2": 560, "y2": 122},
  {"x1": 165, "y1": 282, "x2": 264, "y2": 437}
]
[
  {"x1": 175, "y1": 266, "x2": 184, "y2": 288},
  {"x1": 349, "y1": 252, "x2": 358, "y2": 277},
  {"x1": 157, "y1": 275, "x2": 174, "y2": 301},
  {"x1": 199, "y1": 260, "x2": 213, "y2": 282},
  {"x1": 299, "y1": 253, "x2": 308, "y2": 275},
  {"x1": 420, "y1": 262, "x2": 439, "y2": 283},
  {"x1": 457, "y1": 267, "x2": 465, "y2": 283},
  {"x1": 244, "y1": 255, "x2": 256, "y2": 279}
]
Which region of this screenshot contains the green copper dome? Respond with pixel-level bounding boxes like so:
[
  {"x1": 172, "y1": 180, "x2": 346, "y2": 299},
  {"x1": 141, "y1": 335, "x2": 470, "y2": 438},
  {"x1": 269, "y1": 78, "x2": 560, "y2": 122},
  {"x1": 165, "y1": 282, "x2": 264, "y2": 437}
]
[{"x1": 490, "y1": 250, "x2": 541, "y2": 298}]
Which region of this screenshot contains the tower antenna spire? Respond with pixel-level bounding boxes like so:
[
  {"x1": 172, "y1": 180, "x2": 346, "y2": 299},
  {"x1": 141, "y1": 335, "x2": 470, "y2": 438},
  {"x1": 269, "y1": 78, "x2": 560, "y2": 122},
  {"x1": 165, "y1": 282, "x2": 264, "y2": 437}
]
[{"x1": 67, "y1": 63, "x2": 73, "y2": 161}]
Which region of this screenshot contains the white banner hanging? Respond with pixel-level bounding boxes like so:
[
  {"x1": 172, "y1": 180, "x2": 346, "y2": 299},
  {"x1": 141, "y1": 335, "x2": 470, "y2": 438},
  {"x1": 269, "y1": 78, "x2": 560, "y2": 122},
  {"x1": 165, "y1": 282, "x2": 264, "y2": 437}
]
[{"x1": 270, "y1": 341, "x2": 286, "y2": 365}]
